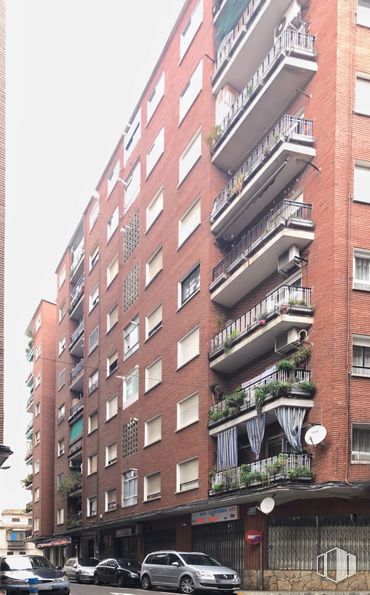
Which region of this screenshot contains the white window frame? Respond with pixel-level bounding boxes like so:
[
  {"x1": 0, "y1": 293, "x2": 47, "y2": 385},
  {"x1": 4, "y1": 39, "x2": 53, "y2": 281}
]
[
  {"x1": 107, "y1": 255, "x2": 119, "y2": 287},
  {"x1": 352, "y1": 423, "x2": 370, "y2": 463},
  {"x1": 88, "y1": 411, "x2": 99, "y2": 434},
  {"x1": 125, "y1": 160, "x2": 141, "y2": 212},
  {"x1": 57, "y1": 369, "x2": 65, "y2": 391},
  {"x1": 147, "y1": 71, "x2": 165, "y2": 124},
  {"x1": 89, "y1": 200, "x2": 99, "y2": 231},
  {"x1": 35, "y1": 401, "x2": 41, "y2": 417},
  {"x1": 179, "y1": 129, "x2": 202, "y2": 184},
  {"x1": 176, "y1": 457, "x2": 199, "y2": 493},
  {"x1": 145, "y1": 304, "x2": 163, "y2": 340},
  {"x1": 178, "y1": 197, "x2": 201, "y2": 247},
  {"x1": 87, "y1": 496, "x2": 97, "y2": 517},
  {"x1": 146, "y1": 187, "x2": 164, "y2": 231},
  {"x1": 179, "y1": 264, "x2": 200, "y2": 307},
  {"x1": 144, "y1": 472, "x2": 161, "y2": 501},
  {"x1": 354, "y1": 248, "x2": 370, "y2": 290},
  {"x1": 105, "y1": 442, "x2": 117, "y2": 467},
  {"x1": 87, "y1": 454, "x2": 98, "y2": 476},
  {"x1": 57, "y1": 404, "x2": 65, "y2": 422},
  {"x1": 352, "y1": 335, "x2": 370, "y2": 377},
  {"x1": 106, "y1": 351, "x2": 118, "y2": 377},
  {"x1": 107, "y1": 159, "x2": 120, "y2": 197},
  {"x1": 56, "y1": 508, "x2": 64, "y2": 526},
  {"x1": 145, "y1": 358, "x2": 162, "y2": 393},
  {"x1": 58, "y1": 304, "x2": 65, "y2": 323},
  {"x1": 179, "y1": 60, "x2": 203, "y2": 123},
  {"x1": 124, "y1": 109, "x2": 141, "y2": 165},
  {"x1": 58, "y1": 336, "x2": 66, "y2": 356},
  {"x1": 177, "y1": 392, "x2": 199, "y2": 430},
  {"x1": 144, "y1": 415, "x2": 162, "y2": 447},
  {"x1": 355, "y1": 75, "x2": 370, "y2": 115},
  {"x1": 89, "y1": 245, "x2": 99, "y2": 271},
  {"x1": 124, "y1": 317, "x2": 139, "y2": 360},
  {"x1": 58, "y1": 265, "x2": 66, "y2": 289},
  {"x1": 146, "y1": 247, "x2": 163, "y2": 286},
  {"x1": 146, "y1": 127, "x2": 164, "y2": 178},
  {"x1": 34, "y1": 487, "x2": 40, "y2": 502},
  {"x1": 106, "y1": 394, "x2": 118, "y2": 421},
  {"x1": 122, "y1": 469, "x2": 138, "y2": 507},
  {"x1": 105, "y1": 489, "x2": 117, "y2": 512},
  {"x1": 177, "y1": 326, "x2": 200, "y2": 369},
  {"x1": 89, "y1": 285, "x2": 99, "y2": 312},
  {"x1": 88, "y1": 369, "x2": 99, "y2": 394},
  {"x1": 122, "y1": 366, "x2": 139, "y2": 408},
  {"x1": 358, "y1": 0, "x2": 370, "y2": 26},
  {"x1": 34, "y1": 460, "x2": 40, "y2": 474},
  {"x1": 107, "y1": 206, "x2": 119, "y2": 241},
  {"x1": 354, "y1": 161, "x2": 370, "y2": 203},
  {"x1": 35, "y1": 316, "x2": 41, "y2": 333},
  {"x1": 180, "y1": 0, "x2": 203, "y2": 60},
  {"x1": 88, "y1": 326, "x2": 99, "y2": 353},
  {"x1": 34, "y1": 430, "x2": 40, "y2": 445},
  {"x1": 107, "y1": 304, "x2": 118, "y2": 333},
  {"x1": 57, "y1": 439, "x2": 65, "y2": 457},
  {"x1": 33, "y1": 517, "x2": 40, "y2": 532}
]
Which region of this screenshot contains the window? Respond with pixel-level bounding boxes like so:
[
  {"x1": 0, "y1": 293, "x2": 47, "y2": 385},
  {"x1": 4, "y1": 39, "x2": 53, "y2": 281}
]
[
  {"x1": 89, "y1": 286, "x2": 99, "y2": 312},
  {"x1": 107, "y1": 255, "x2": 119, "y2": 286},
  {"x1": 356, "y1": 77, "x2": 370, "y2": 115},
  {"x1": 144, "y1": 472, "x2": 161, "y2": 501},
  {"x1": 107, "y1": 304, "x2": 118, "y2": 333},
  {"x1": 58, "y1": 265, "x2": 66, "y2": 289},
  {"x1": 57, "y1": 369, "x2": 65, "y2": 391},
  {"x1": 34, "y1": 487, "x2": 40, "y2": 502},
  {"x1": 106, "y1": 394, "x2": 118, "y2": 420},
  {"x1": 145, "y1": 415, "x2": 162, "y2": 446},
  {"x1": 180, "y1": 0, "x2": 203, "y2": 59},
  {"x1": 34, "y1": 460, "x2": 40, "y2": 474},
  {"x1": 179, "y1": 264, "x2": 200, "y2": 306},
  {"x1": 145, "y1": 305, "x2": 162, "y2": 339},
  {"x1": 70, "y1": 417, "x2": 83, "y2": 442},
  {"x1": 88, "y1": 411, "x2": 99, "y2": 433},
  {"x1": 124, "y1": 317, "x2": 139, "y2": 359},
  {"x1": 35, "y1": 373, "x2": 41, "y2": 389},
  {"x1": 177, "y1": 326, "x2": 200, "y2": 368},
  {"x1": 124, "y1": 109, "x2": 141, "y2": 165},
  {"x1": 58, "y1": 303, "x2": 66, "y2": 323},
  {"x1": 147, "y1": 72, "x2": 165, "y2": 123},
  {"x1": 35, "y1": 316, "x2": 41, "y2": 333},
  {"x1": 105, "y1": 489, "x2": 117, "y2": 511},
  {"x1": 107, "y1": 159, "x2": 120, "y2": 197},
  {"x1": 106, "y1": 351, "x2": 118, "y2": 377},
  {"x1": 105, "y1": 442, "x2": 117, "y2": 466},
  {"x1": 107, "y1": 206, "x2": 119, "y2": 241},
  {"x1": 179, "y1": 60, "x2": 203, "y2": 122},
  {"x1": 57, "y1": 403, "x2": 65, "y2": 422},
  {"x1": 146, "y1": 128, "x2": 164, "y2": 177},
  {"x1": 89, "y1": 200, "x2": 99, "y2": 230},
  {"x1": 358, "y1": 0, "x2": 370, "y2": 26},
  {"x1": 352, "y1": 425, "x2": 370, "y2": 462},
  {"x1": 87, "y1": 454, "x2": 98, "y2": 476},
  {"x1": 34, "y1": 431, "x2": 40, "y2": 445},
  {"x1": 145, "y1": 358, "x2": 162, "y2": 392},
  {"x1": 125, "y1": 161, "x2": 141, "y2": 212},
  {"x1": 57, "y1": 439, "x2": 65, "y2": 457},
  {"x1": 122, "y1": 417, "x2": 139, "y2": 457},
  {"x1": 58, "y1": 336, "x2": 66, "y2": 355},
  {"x1": 122, "y1": 469, "x2": 138, "y2": 507},
  {"x1": 146, "y1": 247, "x2": 163, "y2": 286},
  {"x1": 88, "y1": 369, "x2": 99, "y2": 395},
  {"x1": 89, "y1": 245, "x2": 99, "y2": 271},
  {"x1": 352, "y1": 335, "x2": 370, "y2": 376},
  {"x1": 146, "y1": 187, "x2": 164, "y2": 231},
  {"x1": 89, "y1": 326, "x2": 99, "y2": 353},
  {"x1": 123, "y1": 367, "x2": 139, "y2": 407},
  {"x1": 177, "y1": 457, "x2": 199, "y2": 492},
  {"x1": 178, "y1": 198, "x2": 201, "y2": 246},
  {"x1": 35, "y1": 401, "x2": 41, "y2": 417},
  {"x1": 177, "y1": 392, "x2": 199, "y2": 430},
  {"x1": 354, "y1": 162, "x2": 370, "y2": 203},
  {"x1": 56, "y1": 509, "x2": 64, "y2": 525},
  {"x1": 179, "y1": 129, "x2": 202, "y2": 184},
  {"x1": 33, "y1": 518, "x2": 39, "y2": 532},
  {"x1": 354, "y1": 249, "x2": 370, "y2": 290},
  {"x1": 87, "y1": 496, "x2": 97, "y2": 517},
  {"x1": 35, "y1": 345, "x2": 41, "y2": 360}
]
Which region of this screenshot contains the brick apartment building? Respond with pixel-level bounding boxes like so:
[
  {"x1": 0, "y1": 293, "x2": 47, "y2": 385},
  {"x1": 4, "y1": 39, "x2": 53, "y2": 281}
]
[{"x1": 25, "y1": 0, "x2": 370, "y2": 589}]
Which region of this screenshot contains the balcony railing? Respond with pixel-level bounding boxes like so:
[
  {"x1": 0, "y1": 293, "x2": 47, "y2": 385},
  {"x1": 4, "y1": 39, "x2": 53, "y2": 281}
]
[
  {"x1": 214, "y1": 29, "x2": 315, "y2": 149},
  {"x1": 210, "y1": 285, "x2": 312, "y2": 355},
  {"x1": 69, "y1": 275, "x2": 84, "y2": 311},
  {"x1": 69, "y1": 438, "x2": 83, "y2": 457},
  {"x1": 70, "y1": 321, "x2": 84, "y2": 348},
  {"x1": 25, "y1": 420, "x2": 33, "y2": 435},
  {"x1": 70, "y1": 246, "x2": 84, "y2": 277},
  {"x1": 67, "y1": 513, "x2": 82, "y2": 529},
  {"x1": 25, "y1": 447, "x2": 33, "y2": 461},
  {"x1": 211, "y1": 116, "x2": 314, "y2": 223},
  {"x1": 68, "y1": 400, "x2": 84, "y2": 421},
  {"x1": 26, "y1": 394, "x2": 34, "y2": 410},
  {"x1": 212, "y1": 200, "x2": 313, "y2": 283},
  {"x1": 211, "y1": 453, "x2": 311, "y2": 493},
  {"x1": 71, "y1": 359, "x2": 84, "y2": 382}
]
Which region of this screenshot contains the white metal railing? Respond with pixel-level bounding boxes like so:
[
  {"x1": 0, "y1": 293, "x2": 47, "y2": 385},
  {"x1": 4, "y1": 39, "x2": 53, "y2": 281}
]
[
  {"x1": 71, "y1": 358, "x2": 84, "y2": 381},
  {"x1": 70, "y1": 320, "x2": 84, "y2": 347},
  {"x1": 70, "y1": 275, "x2": 84, "y2": 310}
]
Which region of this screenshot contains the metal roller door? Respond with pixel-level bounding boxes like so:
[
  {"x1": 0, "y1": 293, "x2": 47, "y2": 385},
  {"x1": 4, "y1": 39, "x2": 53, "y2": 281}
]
[{"x1": 192, "y1": 521, "x2": 244, "y2": 578}]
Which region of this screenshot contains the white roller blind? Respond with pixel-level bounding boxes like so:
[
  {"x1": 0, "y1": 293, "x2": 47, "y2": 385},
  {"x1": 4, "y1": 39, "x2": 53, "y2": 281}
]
[
  {"x1": 146, "y1": 473, "x2": 161, "y2": 499},
  {"x1": 146, "y1": 188, "x2": 164, "y2": 230},
  {"x1": 180, "y1": 60, "x2": 203, "y2": 122},
  {"x1": 179, "y1": 130, "x2": 202, "y2": 183},
  {"x1": 147, "y1": 128, "x2": 164, "y2": 176},
  {"x1": 178, "y1": 458, "x2": 199, "y2": 491},
  {"x1": 147, "y1": 72, "x2": 165, "y2": 123},
  {"x1": 178, "y1": 327, "x2": 199, "y2": 368},
  {"x1": 145, "y1": 416, "x2": 162, "y2": 445},
  {"x1": 179, "y1": 199, "x2": 201, "y2": 246},
  {"x1": 180, "y1": 0, "x2": 203, "y2": 59},
  {"x1": 354, "y1": 163, "x2": 370, "y2": 203},
  {"x1": 146, "y1": 305, "x2": 163, "y2": 338},
  {"x1": 178, "y1": 393, "x2": 199, "y2": 429},
  {"x1": 145, "y1": 359, "x2": 162, "y2": 391},
  {"x1": 146, "y1": 248, "x2": 163, "y2": 284}
]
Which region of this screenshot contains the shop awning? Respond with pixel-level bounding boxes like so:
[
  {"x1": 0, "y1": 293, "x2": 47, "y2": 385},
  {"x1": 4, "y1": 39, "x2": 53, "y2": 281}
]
[{"x1": 36, "y1": 537, "x2": 71, "y2": 548}]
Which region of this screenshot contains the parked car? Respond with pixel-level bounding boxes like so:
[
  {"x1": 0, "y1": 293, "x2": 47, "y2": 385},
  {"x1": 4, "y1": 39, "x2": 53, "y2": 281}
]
[
  {"x1": 62, "y1": 557, "x2": 99, "y2": 583},
  {"x1": 0, "y1": 555, "x2": 70, "y2": 594},
  {"x1": 93, "y1": 558, "x2": 141, "y2": 587},
  {"x1": 140, "y1": 551, "x2": 241, "y2": 594}
]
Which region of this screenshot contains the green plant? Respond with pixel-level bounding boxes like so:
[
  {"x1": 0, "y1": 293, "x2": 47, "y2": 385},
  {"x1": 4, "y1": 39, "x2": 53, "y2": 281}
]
[
  {"x1": 289, "y1": 298, "x2": 308, "y2": 306},
  {"x1": 288, "y1": 466, "x2": 312, "y2": 479},
  {"x1": 206, "y1": 124, "x2": 221, "y2": 148},
  {"x1": 216, "y1": 314, "x2": 226, "y2": 331},
  {"x1": 296, "y1": 380, "x2": 317, "y2": 395},
  {"x1": 57, "y1": 472, "x2": 82, "y2": 496},
  {"x1": 267, "y1": 380, "x2": 291, "y2": 398},
  {"x1": 25, "y1": 502, "x2": 32, "y2": 513},
  {"x1": 240, "y1": 465, "x2": 263, "y2": 486},
  {"x1": 225, "y1": 388, "x2": 244, "y2": 408},
  {"x1": 223, "y1": 330, "x2": 239, "y2": 352},
  {"x1": 21, "y1": 474, "x2": 33, "y2": 487},
  {"x1": 230, "y1": 173, "x2": 244, "y2": 196},
  {"x1": 254, "y1": 385, "x2": 269, "y2": 414},
  {"x1": 213, "y1": 482, "x2": 225, "y2": 493},
  {"x1": 208, "y1": 408, "x2": 226, "y2": 423},
  {"x1": 276, "y1": 359, "x2": 295, "y2": 373},
  {"x1": 292, "y1": 344, "x2": 312, "y2": 368}
]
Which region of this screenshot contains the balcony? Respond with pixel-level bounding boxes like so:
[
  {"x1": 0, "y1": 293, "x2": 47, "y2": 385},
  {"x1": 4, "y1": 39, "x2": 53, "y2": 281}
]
[
  {"x1": 25, "y1": 371, "x2": 34, "y2": 388},
  {"x1": 69, "y1": 320, "x2": 84, "y2": 357},
  {"x1": 26, "y1": 393, "x2": 34, "y2": 412},
  {"x1": 209, "y1": 285, "x2": 313, "y2": 373},
  {"x1": 70, "y1": 359, "x2": 84, "y2": 392},
  {"x1": 22, "y1": 474, "x2": 33, "y2": 489},
  {"x1": 68, "y1": 400, "x2": 84, "y2": 423},
  {"x1": 25, "y1": 446, "x2": 33, "y2": 463},
  {"x1": 69, "y1": 275, "x2": 84, "y2": 320},
  {"x1": 212, "y1": 29, "x2": 316, "y2": 171},
  {"x1": 25, "y1": 420, "x2": 33, "y2": 438},
  {"x1": 68, "y1": 438, "x2": 82, "y2": 458},
  {"x1": 210, "y1": 453, "x2": 312, "y2": 495},
  {"x1": 210, "y1": 200, "x2": 314, "y2": 307},
  {"x1": 211, "y1": 115, "x2": 315, "y2": 241},
  {"x1": 70, "y1": 245, "x2": 84, "y2": 283},
  {"x1": 67, "y1": 513, "x2": 82, "y2": 529}
]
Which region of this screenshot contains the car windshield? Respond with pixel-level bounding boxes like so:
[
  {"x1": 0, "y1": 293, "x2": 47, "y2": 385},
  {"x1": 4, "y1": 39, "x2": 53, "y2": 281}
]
[
  {"x1": 3, "y1": 556, "x2": 55, "y2": 570},
  {"x1": 117, "y1": 559, "x2": 141, "y2": 570},
  {"x1": 78, "y1": 558, "x2": 99, "y2": 567},
  {"x1": 180, "y1": 554, "x2": 221, "y2": 567}
]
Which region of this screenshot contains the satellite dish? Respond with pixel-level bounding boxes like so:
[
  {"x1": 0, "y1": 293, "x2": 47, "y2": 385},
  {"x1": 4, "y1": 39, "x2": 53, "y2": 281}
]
[
  {"x1": 259, "y1": 497, "x2": 275, "y2": 515},
  {"x1": 305, "y1": 425, "x2": 327, "y2": 446}
]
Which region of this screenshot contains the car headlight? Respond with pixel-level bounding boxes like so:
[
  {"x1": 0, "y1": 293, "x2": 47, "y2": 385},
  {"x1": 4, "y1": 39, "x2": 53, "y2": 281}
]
[
  {"x1": 56, "y1": 575, "x2": 68, "y2": 582},
  {"x1": 195, "y1": 570, "x2": 215, "y2": 580},
  {"x1": 129, "y1": 572, "x2": 138, "y2": 578}
]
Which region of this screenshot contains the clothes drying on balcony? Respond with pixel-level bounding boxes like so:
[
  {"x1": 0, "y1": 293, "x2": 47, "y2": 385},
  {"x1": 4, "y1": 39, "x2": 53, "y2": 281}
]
[
  {"x1": 275, "y1": 406, "x2": 306, "y2": 452},
  {"x1": 217, "y1": 427, "x2": 238, "y2": 471},
  {"x1": 246, "y1": 414, "x2": 265, "y2": 460}
]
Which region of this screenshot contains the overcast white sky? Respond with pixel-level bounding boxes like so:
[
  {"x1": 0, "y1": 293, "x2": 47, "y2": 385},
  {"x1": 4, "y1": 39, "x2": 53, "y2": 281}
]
[{"x1": 3, "y1": 0, "x2": 185, "y2": 511}]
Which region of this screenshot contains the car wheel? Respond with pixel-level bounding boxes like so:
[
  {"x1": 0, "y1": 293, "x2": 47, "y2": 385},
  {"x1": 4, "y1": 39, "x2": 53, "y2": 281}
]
[
  {"x1": 94, "y1": 573, "x2": 100, "y2": 585},
  {"x1": 76, "y1": 572, "x2": 81, "y2": 583},
  {"x1": 180, "y1": 575, "x2": 196, "y2": 594},
  {"x1": 141, "y1": 574, "x2": 152, "y2": 590}
]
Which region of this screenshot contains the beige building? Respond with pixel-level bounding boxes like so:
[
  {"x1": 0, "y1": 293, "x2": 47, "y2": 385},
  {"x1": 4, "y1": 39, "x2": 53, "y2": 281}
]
[{"x1": 0, "y1": 509, "x2": 38, "y2": 556}]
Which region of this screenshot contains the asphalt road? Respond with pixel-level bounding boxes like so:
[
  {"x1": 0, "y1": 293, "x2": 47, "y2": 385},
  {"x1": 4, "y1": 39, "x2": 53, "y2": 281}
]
[{"x1": 70, "y1": 583, "x2": 175, "y2": 595}]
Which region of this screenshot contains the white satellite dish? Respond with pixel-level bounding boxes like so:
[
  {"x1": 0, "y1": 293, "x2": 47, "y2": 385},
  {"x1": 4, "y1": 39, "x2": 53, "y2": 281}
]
[
  {"x1": 304, "y1": 425, "x2": 327, "y2": 446},
  {"x1": 259, "y1": 497, "x2": 275, "y2": 515}
]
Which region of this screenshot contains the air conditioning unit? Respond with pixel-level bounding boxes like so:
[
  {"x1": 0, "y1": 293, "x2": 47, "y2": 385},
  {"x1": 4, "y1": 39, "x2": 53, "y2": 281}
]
[
  {"x1": 278, "y1": 245, "x2": 300, "y2": 274},
  {"x1": 352, "y1": 451, "x2": 370, "y2": 463},
  {"x1": 275, "y1": 328, "x2": 301, "y2": 354},
  {"x1": 274, "y1": 16, "x2": 287, "y2": 40}
]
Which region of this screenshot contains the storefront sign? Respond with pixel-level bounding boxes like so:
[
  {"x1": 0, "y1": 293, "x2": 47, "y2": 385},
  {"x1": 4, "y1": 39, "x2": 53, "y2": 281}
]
[
  {"x1": 116, "y1": 527, "x2": 133, "y2": 537},
  {"x1": 36, "y1": 537, "x2": 71, "y2": 548},
  {"x1": 192, "y1": 506, "x2": 239, "y2": 525},
  {"x1": 245, "y1": 529, "x2": 263, "y2": 544}
]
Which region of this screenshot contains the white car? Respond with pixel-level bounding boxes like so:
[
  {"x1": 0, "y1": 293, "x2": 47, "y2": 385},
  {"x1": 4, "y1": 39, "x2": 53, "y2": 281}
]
[{"x1": 63, "y1": 557, "x2": 99, "y2": 583}]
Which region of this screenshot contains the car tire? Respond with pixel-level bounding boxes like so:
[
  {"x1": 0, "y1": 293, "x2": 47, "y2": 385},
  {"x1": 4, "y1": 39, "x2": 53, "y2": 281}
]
[
  {"x1": 76, "y1": 572, "x2": 81, "y2": 583},
  {"x1": 141, "y1": 574, "x2": 152, "y2": 590},
  {"x1": 180, "y1": 575, "x2": 196, "y2": 594},
  {"x1": 94, "y1": 573, "x2": 100, "y2": 585}
]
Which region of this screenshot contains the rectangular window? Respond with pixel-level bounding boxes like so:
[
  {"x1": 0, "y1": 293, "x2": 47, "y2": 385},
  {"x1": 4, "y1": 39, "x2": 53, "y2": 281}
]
[
  {"x1": 146, "y1": 187, "x2": 164, "y2": 231},
  {"x1": 358, "y1": 0, "x2": 370, "y2": 26},
  {"x1": 145, "y1": 305, "x2": 162, "y2": 339},
  {"x1": 105, "y1": 442, "x2": 117, "y2": 466},
  {"x1": 177, "y1": 457, "x2": 199, "y2": 492},
  {"x1": 70, "y1": 417, "x2": 83, "y2": 442},
  {"x1": 34, "y1": 431, "x2": 40, "y2": 445},
  {"x1": 107, "y1": 255, "x2": 119, "y2": 286},
  {"x1": 57, "y1": 369, "x2": 65, "y2": 391},
  {"x1": 35, "y1": 401, "x2": 40, "y2": 417},
  {"x1": 35, "y1": 316, "x2": 41, "y2": 333},
  {"x1": 144, "y1": 472, "x2": 161, "y2": 501},
  {"x1": 146, "y1": 247, "x2": 163, "y2": 286},
  {"x1": 58, "y1": 265, "x2": 66, "y2": 289},
  {"x1": 87, "y1": 496, "x2": 97, "y2": 517},
  {"x1": 89, "y1": 285, "x2": 99, "y2": 312},
  {"x1": 354, "y1": 162, "x2": 370, "y2": 203},
  {"x1": 146, "y1": 128, "x2": 164, "y2": 177},
  {"x1": 56, "y1": 509, "x2": 64, "y2": 525},
  {"x1": 177, "y1": 392, "x2": 199, "y2": 430},
  {"x1": 179, "y1": 129, "x2": 202, "y2": 184},
  {"x1": 178, "y1": 198, "x2": 201, "y2": 246},
  {"x1": 356, "y1": 77, "x2": 370, "y2": 115},
  {"x1": 34, "y1": 518, "x2": 39, "y2": 532},
  {"x1": 88, "y1": 411, "x2": 98, "y2": 434},
  {"x1": 106, "y1": 394, "x2": 118, "y2": 420},
  {"x1": 58, "y1": 303, "x2": 66, "y2": 323},
  {"x1": 352, "y1": 425, "x2": 370, "y2": 462},
  {"x1": 179, "y1": 60, "x2": 203, "y2": 122},
  {"x1": 105, "y1": 489, "x2": 117, "y2": 511},
  {"x1": 180, "y1": 0, "x2": 203, "y2": 60},
  {"x1": 34, "y1": 487, "x2": 40, "y2": 502},
  {"x1": 147, "y1": 72, "x2": 165, "y2": 123},
  {"x1": 124, "y1": 317, "x2": 139, "y2": 359},
  {"x1": 177, "y1": 326, "x2": 200, "y2": 368},
  {"x1": 87, "y1": 454, "x2": 98, "y2": 476},
  {"x1": 89, "y1": 200, "x2": 99, "y2": 230},
  {"x1": 107, "y1": 304, "x2": 118, "y2": 333},
  {"x1": 88, "y1": 326, "x2": 99, "y2": 353},
  {"x1": 124, "y1": 109, "x2": 141, "y2": 165},
  {"x1": 352, "y1": 335, "x2": 370, "y2": 376},
  {"x1": 89, "y1": 245, "x2": 99, "y2": 271},
  {"x1": 122, "y1": 469, "x2": 138, "y2": 507},
  {"x1": 107, "y1": 206, "x2": 119, "y2": 241},
  {"x1": 145, "y1": 358, "x2": 162, "y2": 392},
  {"x1": 88, "y1": 369, "x2": 99, "y2": 394},
  {"x1": 35, "y1": 373, "x2": 41, "y2": 388},
  {"x1": 58, "y1": 336, "x2": 66, "y2": 355},
  {"x1": 34, "y1": 460, "x2": 40, "y2": 474},
  {"x1": 354, "y1": 249, "x2": 370, "y2": 290},
  {"x1": 107, "y1": 159, "x2": 120, "y2": 197},
  {"x1": 123, "y1": 367, "x2": 139, "y2": 407},
  {"x1": 57, "y1": 439, "x2": 65, "y2": 457},
  {"x1": 145, "y1": 415, "x2": 162, "y2": 446},
  {"x1": 57, "y1": 404, "x2": 65, "y2": 422},
  {"x1": 180, "y1": 264, "x2": 200, "y2": 306},
  {"x1": 106, "y1": 351, "x2": 118, "y2": 377},
  {"x1": 125, "y1": 161, "x2": 141, "y2": 212}
]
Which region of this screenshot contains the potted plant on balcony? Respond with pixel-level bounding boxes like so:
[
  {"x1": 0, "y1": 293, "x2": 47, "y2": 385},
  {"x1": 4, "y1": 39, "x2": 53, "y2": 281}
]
[
  {"x1": 230, "y1": 173, "x2": 244, "y2": 197},
  {"x1": 288, "y1": 466, "x2": 312, "y2": 480},
  {"x1": 208, "y1": 408, "x2": 226, "y2": 424},
  {"x1": 254, "y1": 385, "x2": 269, "y2": 414},
  {"x1": 292, "y1": 344, "x2": 312, "y2": 368},
  {"x1": 276, "y1": 359, "x2": 295, "y2": 373},
  {"x1": 57, "y1": 472, "x2": 82, "y2": 496},
  {"x1": 223, "y1": 329, "x2": 239, "y2": 352},
  {"x1": 206, "y1": 125, "x2": 221, "y2": 151},
  {"x1": 296, "y1": 380, "x2": 317, "y2": 395},
  {"x1": 224, "y1": 387, "x2": 244, "y2": 416},
  {"x1": 268, "y1": 380, "x2": 291, "y2": 398},
  {"x1": 240, "y1": 465, "x2": 263, "y2": 486}
]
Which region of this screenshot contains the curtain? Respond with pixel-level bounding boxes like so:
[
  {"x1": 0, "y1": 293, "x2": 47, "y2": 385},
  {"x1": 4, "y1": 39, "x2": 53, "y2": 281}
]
[
  {"x1": 216, "y1": 427, "x2": 238, "y2": 471},
  {"x1": 356, "y1": 256, "x2": 370, "y2": 283},
  {"x1": 274, "y1": 406, "x2": 306, "y2": 452},
  {"x1": 246, "y1": 415, "x2": 266, "y2": 460}
]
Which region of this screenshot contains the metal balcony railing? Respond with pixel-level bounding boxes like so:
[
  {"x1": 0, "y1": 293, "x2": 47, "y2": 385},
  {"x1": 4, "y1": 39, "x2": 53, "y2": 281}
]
[
  {"x1": 88, "y1": 380, "x2": 99, "y2": 395},
  {"x1": 26, "y1": 394, "x2": 34, "y2": 409},
  {"x1": 69, "y1": 400, "x2": 84, "y2": 421},
  {"x1": 25, "y1": 420, "x2": 33, "y2": 434},
  {"x1": 211, "y1": 115, "x2": 314, "y2": 223},
  {"x1": 67, "y1": 513, "x2": 82, "y2": 529},
  {"x1": 69, "y1": 438, "x2": 83, "y2": 456},
  {"x1": 70, "y1": 246, "x2": 84, "y2": 277},
  {"x1": 210, "y1": 285, "x2": 312, "y2": 355},
  {"x1": 71, "y1": 359, "x2": 84, "y2": 382},
  {"x1": 69, "y1": 275, "x2": 84, "y2": 311},
  {"x1": 70, "y1": 321, "x2": 84, "y2": 348},
  {"x1": 212, "y1": 200, "x2": 313, "y2": 282},
  {"x1": 25, "y1": 447, "x2": 33, "y2": 461}
]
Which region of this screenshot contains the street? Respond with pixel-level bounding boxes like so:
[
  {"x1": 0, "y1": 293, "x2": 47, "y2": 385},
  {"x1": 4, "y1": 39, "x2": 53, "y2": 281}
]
[{"x1": 70, "y1": 584, "x2": 176, "y2": 595}]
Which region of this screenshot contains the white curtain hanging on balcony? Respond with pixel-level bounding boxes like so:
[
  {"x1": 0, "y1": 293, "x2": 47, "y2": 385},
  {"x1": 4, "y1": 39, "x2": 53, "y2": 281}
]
[
  {"x1": 246, "y1": 415, "x2": 265, "y2": 460},
  {"x1": 274, "y1": 406, "x2": 306, "y2": 452},
  {"x1": 216, "y1": 427, "x2": 238, "y2": 471}
]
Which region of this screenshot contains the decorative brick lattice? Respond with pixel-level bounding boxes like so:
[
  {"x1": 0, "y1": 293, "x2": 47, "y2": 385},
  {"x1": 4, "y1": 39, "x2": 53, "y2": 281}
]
[
  {"x1": 123, "y1": 210, "x2": 140, "y2": 262},
  {"x1": 123, "y1": 264, "x2": 139, "y2": 312},
  {"x1": 122, "y1": 418, "x2": 139, "y2": 458}
]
